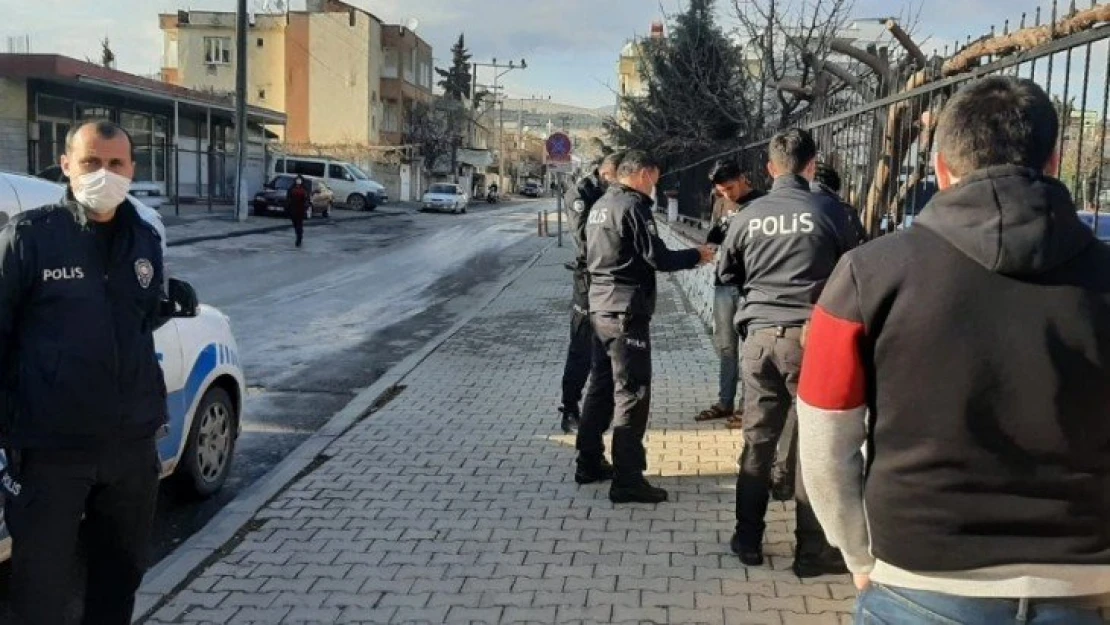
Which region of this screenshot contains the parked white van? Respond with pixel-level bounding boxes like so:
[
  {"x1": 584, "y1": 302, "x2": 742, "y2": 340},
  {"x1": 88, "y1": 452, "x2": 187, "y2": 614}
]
[{"x1": 272, "y1": 156, "x2": 387, "y2": 211}]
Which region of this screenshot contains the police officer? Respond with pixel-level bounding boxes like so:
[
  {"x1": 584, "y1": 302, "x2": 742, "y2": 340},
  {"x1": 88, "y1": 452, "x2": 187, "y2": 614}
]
[
  {"x1": 575, "y1": 150, "x2": 714, "y2": 503},
  {"x1": 0, "y1": 120, "x2": 167, "y2": 624},
  {"x1": 695, "y1": 160, "x2": 764, "y2": 427},
  {"x1": 558, "y1": 151, "x2": 623, "y2": 433},
  {"x1": 718, "y1": 129, "x2": 858, "y2": 576}
]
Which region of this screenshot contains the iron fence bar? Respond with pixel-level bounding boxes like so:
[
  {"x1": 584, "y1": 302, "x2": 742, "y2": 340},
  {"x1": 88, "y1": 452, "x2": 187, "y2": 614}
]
[
  {"x1": 1074, "y1": 41, "x2": 1094, "y2": 202},
  {"x1": 1093, "y1": 40, "x2": 1110, "y2": 230}
]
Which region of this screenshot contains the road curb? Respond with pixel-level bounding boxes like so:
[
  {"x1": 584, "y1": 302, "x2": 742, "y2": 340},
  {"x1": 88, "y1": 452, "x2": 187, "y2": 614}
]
[
  {"x1": 133, "y1": 237, "x2": 557, "y2": 623},
  {"x1": 166, "y1": 212, "x2": 384, "y2": 248}
]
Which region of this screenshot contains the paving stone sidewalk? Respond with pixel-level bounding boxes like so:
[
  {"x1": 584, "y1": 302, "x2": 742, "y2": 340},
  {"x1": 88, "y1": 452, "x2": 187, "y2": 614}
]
[{"x1": 142, "y1": 244, "x2": 856, "y2": 625}]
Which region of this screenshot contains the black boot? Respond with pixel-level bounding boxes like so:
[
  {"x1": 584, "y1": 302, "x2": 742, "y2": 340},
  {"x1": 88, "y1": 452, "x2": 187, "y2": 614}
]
[
  {"x1": 609, "y1": 477, "x2": 668, "y2": 504},
  {"x1": 575, "y1": 457, "x2": 614, "y2": 484},
  {"x1": 559, "y1": 407, "x2": 580, "y2": 434},
  {"x1": 730, "y1": 532, "x2": 764, "y2": 566},
  {"x1": 792, "y1": 546, "x2": 849, "y2": 578}
]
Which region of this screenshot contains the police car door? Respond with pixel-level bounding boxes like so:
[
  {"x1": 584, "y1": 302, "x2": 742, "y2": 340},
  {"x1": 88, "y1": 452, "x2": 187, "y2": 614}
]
[{"x1": 154, "y1": 318, "x2": 186, "y2": 468}]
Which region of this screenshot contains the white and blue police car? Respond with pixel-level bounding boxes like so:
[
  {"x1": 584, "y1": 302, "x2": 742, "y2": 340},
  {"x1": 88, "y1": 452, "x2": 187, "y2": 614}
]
[{"x1": 0, "y1": 171, "x2": 246, "y2": 560}]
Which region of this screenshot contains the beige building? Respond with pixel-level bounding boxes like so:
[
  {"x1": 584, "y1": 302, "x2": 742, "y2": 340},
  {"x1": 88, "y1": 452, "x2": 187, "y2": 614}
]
[
  {"x1": 615, "y1": 21, "x2": 663, "y2": 129},
  {"x1": 160, "y1": 0, "x2": 386, "y2": 147}
]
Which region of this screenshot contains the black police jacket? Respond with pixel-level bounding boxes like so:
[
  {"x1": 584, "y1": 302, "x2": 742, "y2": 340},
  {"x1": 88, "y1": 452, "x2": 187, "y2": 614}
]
[
  {"x1": 717, "y1": 175, "x2": 859, "y2": 331},
  {"x1": 0, "y1": 200, "x2": 167, "y2": 450},
  {"x1": 586, "y1": 184, "x2": 701, "y2": 317},
  {"x1": 565, "y1": 171, "x2": 606, "y2": 270}
]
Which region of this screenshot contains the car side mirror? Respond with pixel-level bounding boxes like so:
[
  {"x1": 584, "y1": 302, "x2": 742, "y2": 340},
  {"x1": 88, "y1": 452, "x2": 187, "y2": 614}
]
[{"x1": 167, "y1": 278, "x2": 199, "y2": 318}]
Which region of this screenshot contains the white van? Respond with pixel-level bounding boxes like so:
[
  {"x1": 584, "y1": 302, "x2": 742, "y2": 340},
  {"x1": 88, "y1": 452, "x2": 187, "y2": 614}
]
[{"x1": 271, "y1": 156, "x2": 387, "y2": 212}]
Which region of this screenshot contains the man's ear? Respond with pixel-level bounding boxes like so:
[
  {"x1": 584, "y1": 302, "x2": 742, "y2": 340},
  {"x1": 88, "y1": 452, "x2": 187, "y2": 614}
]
[
  {"x1": 802, "y1": 158, "x2": 818, "y2": 181},
  {"x1": 60, "y1": 153, "x2": 72, "y2": 179},
  {"x1": 935, "y1": 151, "x2": 958, "y2": 190},
  {"x1": 1044, "y1": 149, "x2": 1062, "y2": 178},
  {"x1": 766, "y1": 161, "x2": 778, "y2": 179}
]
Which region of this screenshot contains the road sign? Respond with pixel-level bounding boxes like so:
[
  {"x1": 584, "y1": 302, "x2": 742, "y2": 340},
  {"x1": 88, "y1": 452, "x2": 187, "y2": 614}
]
[{"x1": 546, "y1": 132, "x2": 572, "y2": 163}]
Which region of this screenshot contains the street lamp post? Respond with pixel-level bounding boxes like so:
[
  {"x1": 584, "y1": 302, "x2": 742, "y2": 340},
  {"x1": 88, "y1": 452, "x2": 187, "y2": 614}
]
[{"x1": 472, "y1": 58, "x2": 527, "y2": 193}]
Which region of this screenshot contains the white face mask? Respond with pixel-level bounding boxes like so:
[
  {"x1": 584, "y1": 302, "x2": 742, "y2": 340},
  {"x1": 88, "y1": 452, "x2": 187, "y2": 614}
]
[{"x1": 73, "y1": 169, "x2": 131, "y2": 214}]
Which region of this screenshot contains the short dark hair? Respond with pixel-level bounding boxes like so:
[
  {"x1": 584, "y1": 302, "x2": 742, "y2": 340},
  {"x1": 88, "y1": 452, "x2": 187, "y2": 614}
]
[
  {"x1": 709, "y1": 160, "x2": 743, "y2": 185},
  {"x1": 768, "y1": 128, "x2": 817, "y2": 175},
  {"x1": 66, "y1": 120, "x2": 134, "y2": 159},
  {"x1": 616, "y1": 150, "x2": 661, "y2": 178},
  {"x1": 814, "y1": 163, "x2": 841, "y2": 192},
  {"x1": 601, "y1": 151, "x2": 625, "y2": 172},
  {"x1": 936, "y1": 76, "x2": 1059, "y2": 177}
]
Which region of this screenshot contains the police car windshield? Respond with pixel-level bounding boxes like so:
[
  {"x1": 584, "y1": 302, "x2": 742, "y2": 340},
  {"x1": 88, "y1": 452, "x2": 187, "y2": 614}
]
[
  {"x1": 429, "y1": 184, "x2": 456, "y2": 194},
  {"x1": 347, "y1": 165, "x2": 370, "y2": 180}
]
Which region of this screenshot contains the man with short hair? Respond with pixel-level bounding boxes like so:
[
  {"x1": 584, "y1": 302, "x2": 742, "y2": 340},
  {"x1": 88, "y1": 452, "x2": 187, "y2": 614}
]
[
  {"x1": 576, "y1": 150, "x2": 713, "y2": 503},
  {"x1": 812, "y1": 163, "x2": 867, "y2": 246},
  {"x1": 696, "y1": 160, "x2": 764, "y2": 427},
  {"x1": 800, "y1": 76, "x2": 1110, "y2": 623},
  {"x1": 558, "y1": 151, "x2": 623, "y2": 433},
  {"x1": 718, "y1": 128, "x2": 858, "y2": 575},
  {"x1": 0, "y1": 120, "x2": 167, "y2": 624}
]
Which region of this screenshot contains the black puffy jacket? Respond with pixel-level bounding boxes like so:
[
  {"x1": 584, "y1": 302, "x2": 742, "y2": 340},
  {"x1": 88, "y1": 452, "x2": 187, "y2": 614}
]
[{"x1": 0, "y1": 200, "x2": 167, "y2": 450}]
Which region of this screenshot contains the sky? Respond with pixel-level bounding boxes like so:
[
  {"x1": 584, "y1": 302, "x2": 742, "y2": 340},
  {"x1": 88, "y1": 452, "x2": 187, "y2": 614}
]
[{"x1": 0, "y1": 0, "x2": 1071, "y2": 109}]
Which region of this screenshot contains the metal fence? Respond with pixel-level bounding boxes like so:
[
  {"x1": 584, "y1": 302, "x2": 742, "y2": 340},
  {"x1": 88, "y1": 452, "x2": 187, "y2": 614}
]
[{"x1": 675, "y1": 1, "x2": 1110, "y2": 235}]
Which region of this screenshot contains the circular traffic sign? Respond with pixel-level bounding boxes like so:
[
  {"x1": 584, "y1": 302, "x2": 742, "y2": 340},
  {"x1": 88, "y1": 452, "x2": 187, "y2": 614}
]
[{"x1": 546, "y1": 132, "x2": 572, "y2": 158}]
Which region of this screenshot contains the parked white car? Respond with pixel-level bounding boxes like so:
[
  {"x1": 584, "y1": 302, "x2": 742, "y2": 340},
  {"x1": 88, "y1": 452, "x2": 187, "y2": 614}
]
[
  {"x1": 420, "y1": 183, "x2": 469, "y2": 214},
  {"x1": 0, "y1": 172, "x2": 246, "y2": 560},
  {"x1": 272, "y1": 155, "x2": 386, "y2": 211}
]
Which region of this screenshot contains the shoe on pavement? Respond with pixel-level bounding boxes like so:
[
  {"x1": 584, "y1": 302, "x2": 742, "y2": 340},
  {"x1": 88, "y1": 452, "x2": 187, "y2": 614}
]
[
  {"x1": 559, "y1": 408, "x2": 580, "y2": 434},
  {"x1": 695, "y1": 403, "x2": 733, "y2": 422},
  {"x1": 574, "y1": 458, "x2": 614, "y2": 484},
  {"x1": 792, "y1": 549, "x2": 849, "y2": 578},
  {"x1": 609, "y1": 478, "x2": 668, "y2": 504},
  {"x1": 730, "y1": 532, "x2": 765, "y2": 566}
]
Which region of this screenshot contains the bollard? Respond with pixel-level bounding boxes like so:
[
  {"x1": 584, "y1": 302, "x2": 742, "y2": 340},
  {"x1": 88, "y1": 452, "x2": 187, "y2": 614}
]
[{"x1": 537, "y1": 211, "x2": 543, "y2": 237}]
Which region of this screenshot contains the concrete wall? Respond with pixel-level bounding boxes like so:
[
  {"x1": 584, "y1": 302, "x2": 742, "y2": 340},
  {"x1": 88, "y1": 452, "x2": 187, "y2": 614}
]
[
  {"x1": 306, "y1": 11, "x2": 381, "y2": 145},
  {"x1": 0, "y1": 78, "x2": 28, "y2": 173},
  {"x1": 168, "y1": 16, "x2": 286, "y2": 110},
  {"x1": 657, "y1": 219, "x2": 714, "y2": 332}
]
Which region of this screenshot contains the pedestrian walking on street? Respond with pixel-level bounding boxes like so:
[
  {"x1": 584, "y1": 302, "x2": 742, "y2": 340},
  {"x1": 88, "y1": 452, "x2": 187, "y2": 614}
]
[
  {"x1": 558, "y1": 151, "x2": 623, "y2": 434},
  {"x1": 717, "y1": 128, "x2": 859, "y2": 575},
  {"x1": 799, "y1": 76, "x2": 1110, "y2": 624},
  {"x1": 287, "y1": 175, "x2": 309, "y2": 248},
  {"x1": 576, "y1": 150, "x2": 714, "y2": 503},
  {"x1": 694, "y1": 160, "x2": 764, "y2": 428},
  {"x1": 0, "y1": 120, "x2": 167, "y2": 625}
]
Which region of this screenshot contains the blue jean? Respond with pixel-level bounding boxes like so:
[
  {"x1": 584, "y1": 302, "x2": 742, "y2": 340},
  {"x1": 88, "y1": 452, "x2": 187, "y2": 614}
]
[
  {"x1": 856, "y1": 583, "x2": 1105, "y2": 625},
  {"x1": 713, "y1": 285, "x2": 743, "y2": 411}
]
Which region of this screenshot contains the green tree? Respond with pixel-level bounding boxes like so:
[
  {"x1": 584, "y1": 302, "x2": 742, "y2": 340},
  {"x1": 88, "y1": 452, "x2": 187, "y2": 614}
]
[{"x1": 435, "y1": 34, "x2": 473, "y2": 101}]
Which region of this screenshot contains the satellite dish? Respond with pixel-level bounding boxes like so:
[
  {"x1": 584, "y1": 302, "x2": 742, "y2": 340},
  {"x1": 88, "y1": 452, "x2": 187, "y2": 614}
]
[{"x1": 404, "y1": 17, "x2": 420, "y2": 32}]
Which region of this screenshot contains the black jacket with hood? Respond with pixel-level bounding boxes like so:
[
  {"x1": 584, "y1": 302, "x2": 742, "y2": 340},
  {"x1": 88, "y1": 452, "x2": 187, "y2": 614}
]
[{"x1": 817, "y1": 165, "x2": 1110, "y2": 571}]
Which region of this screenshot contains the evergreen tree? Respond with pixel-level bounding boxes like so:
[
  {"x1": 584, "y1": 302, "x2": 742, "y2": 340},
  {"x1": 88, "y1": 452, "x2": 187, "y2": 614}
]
[
  {"x1": 436, "y1": 34, "x2": 473, "y2": 101},
  {"x1": 100, "y1": 37, "x2": 115, "y2": 69},
  {"x1": 606, "y1": 0, "x2": 754, "y2": 164}
]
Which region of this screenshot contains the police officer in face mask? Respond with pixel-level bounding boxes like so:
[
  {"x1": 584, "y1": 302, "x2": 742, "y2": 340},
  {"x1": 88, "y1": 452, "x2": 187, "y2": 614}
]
[
  {"x1": 558, "y1": 151, "x2": 624, "y2": 433},
  {"x1": 0, "y1": 120, "x2": 167, "y2": 625},
  {"x1": 576, "y1": 150, "x2": 714, "y2": 504}
]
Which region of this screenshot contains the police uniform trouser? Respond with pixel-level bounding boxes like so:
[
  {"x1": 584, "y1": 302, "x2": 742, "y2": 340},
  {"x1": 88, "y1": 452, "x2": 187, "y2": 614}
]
[
  {"x1": 6, "y1": 437, "x2": 160, "y2": 625},
  {"x1": 560, "y1": 269, "x2": 594, "y2": 412},
  {"x1": 735, "y1": 327, "x2": 828, "y2": 555},
  {"x1": 576, "y1": 313, "x2": 651, "y2": 484}
]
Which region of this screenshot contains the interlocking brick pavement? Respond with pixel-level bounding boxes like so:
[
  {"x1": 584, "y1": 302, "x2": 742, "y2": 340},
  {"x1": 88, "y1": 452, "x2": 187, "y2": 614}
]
[{"x1": 141, "y1": 244, "x2": 856, "y2": 625}]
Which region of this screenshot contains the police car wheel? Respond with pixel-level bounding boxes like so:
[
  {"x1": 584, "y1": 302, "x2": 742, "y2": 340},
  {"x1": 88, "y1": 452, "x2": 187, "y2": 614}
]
[{"x1": 176, "y1": 386, "x2": 236, "y2": 499}]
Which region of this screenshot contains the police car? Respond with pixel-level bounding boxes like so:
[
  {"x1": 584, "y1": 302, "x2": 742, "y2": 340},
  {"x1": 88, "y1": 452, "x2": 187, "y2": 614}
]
[{"x1": 0, "y1": 171, "x2": 246, "y2": 560}]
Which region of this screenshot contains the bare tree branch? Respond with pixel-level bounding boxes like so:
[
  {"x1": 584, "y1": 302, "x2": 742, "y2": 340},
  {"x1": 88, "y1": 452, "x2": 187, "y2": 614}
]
[{"x1": 886, "y1": 20, "x2": 927, "y2": 69}]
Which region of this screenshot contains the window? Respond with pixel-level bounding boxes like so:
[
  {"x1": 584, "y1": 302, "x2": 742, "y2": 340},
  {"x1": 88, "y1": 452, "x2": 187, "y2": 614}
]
[
  {"x1": 329, "y1": 164, "x2": 352, "y2": 181},
  {"x1": 258, "y1": 88, "x2": 266, "y2": 101},
  {"x1": 287, "y1": 159, "x2": 325, "y2": 177},
  {"x1": 256, "y1": 37, "x2": 264, "y2": 47},
  {"x1": 274, "y1": 158, "x2": 285, "y2": 173},
  {"x1": 348, "y1": 165, "x2": 369, "y2": 180},
  {"x1": 204, "y1": 37, "x2": 231, "y2": 64}
]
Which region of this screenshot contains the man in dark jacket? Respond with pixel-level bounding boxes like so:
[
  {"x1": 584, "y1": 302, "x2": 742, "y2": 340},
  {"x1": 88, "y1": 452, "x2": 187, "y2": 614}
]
[
  {"x1": 576, "y1": 150, "x2": 713, "y2": 503},
  {"x1": 800, "y1": 77, "x2": 1110, "y2": 623},
  {"x1": 718, "y1": 128, "x2": 859, "y2": 576},
  {"x1": 812, "y1": 163, "x2": 867, "y2": 246},
  {"x1": 0, "y1": 120, "x2": 167, "y2": 625},
  {"x1": 696, "y1": 160, "x2": 764, "y2": 427},
  {"x1": 558, "y1": 152, "x2": 623, "y2": 433}
]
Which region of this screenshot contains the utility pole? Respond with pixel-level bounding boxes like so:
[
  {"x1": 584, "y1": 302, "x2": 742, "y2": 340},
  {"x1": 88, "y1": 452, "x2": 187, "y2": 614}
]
[
  {"x1": 472, "y1": 58, "x2": 527, "y2": 193},
  {"x1": 233, "y1": 0, "x2": 249, "y2": 222},
  {"x1": 515, "y1": 95, "x2": 550, "y2": 190}
]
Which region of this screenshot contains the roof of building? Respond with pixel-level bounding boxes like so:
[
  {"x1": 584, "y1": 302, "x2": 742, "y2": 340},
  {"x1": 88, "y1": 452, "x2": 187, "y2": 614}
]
[{"x1": 0, "y1": 54, "x2": 285, "y2": 124}]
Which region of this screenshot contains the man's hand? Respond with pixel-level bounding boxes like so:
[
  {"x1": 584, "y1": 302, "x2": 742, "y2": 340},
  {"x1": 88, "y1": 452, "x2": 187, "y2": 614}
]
[
  {"x1": 697, "y1": 245, "x2": 716, "y2": 265},
  {"x1": 853, "y1": 573, "x2": 871, "y2": 592}
]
